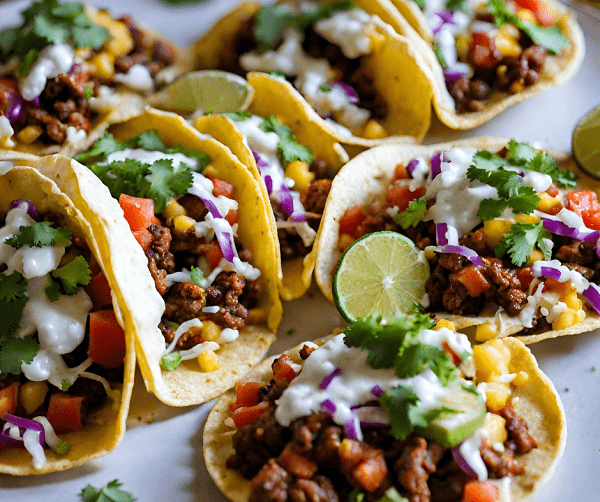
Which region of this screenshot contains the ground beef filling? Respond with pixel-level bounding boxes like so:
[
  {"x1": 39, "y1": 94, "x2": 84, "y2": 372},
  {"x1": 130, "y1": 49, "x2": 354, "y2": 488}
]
[
  {"x1": 145, "y1": 211, "x2": 259, "y2": 351},
  {"x1": 226, "y1": 356, "x2": 536, "y2": 502},
  {"x1": 448, "y1": 22, "x2": 548, "y2": 113}
]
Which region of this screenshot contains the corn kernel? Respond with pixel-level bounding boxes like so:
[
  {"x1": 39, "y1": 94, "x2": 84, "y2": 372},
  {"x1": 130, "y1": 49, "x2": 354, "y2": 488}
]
[
  {"x1": 509, "y1": 79, "x2": 525, "y2": 94},
  {"x1": 16, "y1": 125, "x2": 43, "y2": 144},
  {"x1": 198, "y1": 350, "x2": 220, "y2": 372},
  {"x1": 434, "y1": 318, "x2": 456, "y2": 331},
  {"x1": 20, "y1": 381, "x2": 48, "y2": 415},
  {"x1": 473, "y1": 339, "x2": 511, "y2": 382},
  {"x1": 511, "y1": 371, "x2": 529, "y2": 387},
  {"x1": 284, "y1": 160, "x2": 315, "y2": 195},
  {"x1": 483, "y1": 220, "x2": 512, "y2": 249},
  {"x1": 514, "y1": 214, "x2": 539, "y2": 224},
  {"x1": 537, "y1": 192, "x2": 562, "y2": 214},
  {"x1": 564, "y1": 291, "x2": 583, "y2": 310},
  {"x1": 88, "y1": 10, "x2": 134, "y2": 57},
  {"x1": 362, "y1": 119, "x2": 388, "y2": 140},
  {"x1": 204, "y1": 165, "x2": 219, "y2": 178},
  {"x1": 495, "y1": 32, "x2": 521, "y2": 58},
  {"x1": 339, "y1": 233, "x2": 355, "y2": 252},
  {"x1": 526, "y1": 249, "x2": 545, "y2": 266},
  {"x1": 201, "y1": 321, "x2": 221, "y2": 342},
  {"x1": 485, "y1": 381, "x2": 511, "y2": 412},
  {"x1": 576, "y1": 309, "x2": 586, "y2": 322},
  {"x1": 88, "y1": 52, "x2": 115, "y2": 80},
  {"x1": 173, "y1": 215, "x2": 196, "y2": 233},
  {"x1": 516, "y1": 7, "x2": 538, "y2": 24},
  {"x1": 455, "y1": 34, "x2": 471, "y2": 62},
  {"x1": 163, "y1": 200, "x2": 187, "y2": 221},
  {"x1": 484, "y1": 412, "x2": 508, "y2": 444},
  {"x1": 552, "y1": 308, "x2": 578, "y2": 331},
  {"x1": 475, "y1": 322, "x2": 499, "y2": 342}
]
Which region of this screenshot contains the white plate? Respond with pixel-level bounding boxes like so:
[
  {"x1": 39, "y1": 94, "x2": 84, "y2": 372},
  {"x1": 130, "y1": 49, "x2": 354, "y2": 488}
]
[{"x1": 2, "y1": 0, "x2": 600, "y2": 500}]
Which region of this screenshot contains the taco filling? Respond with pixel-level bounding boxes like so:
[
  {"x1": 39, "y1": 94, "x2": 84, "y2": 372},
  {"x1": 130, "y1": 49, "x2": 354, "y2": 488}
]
[
  {"x1": 0, "y1": 200, "x2": 125, "y2": 468},
  {"x1": 0, "y1": 0, "x2": 177, "y2": 149},
  {"x1": 216, "y1": 314, "x2": 554, "y2": 502},
  {"x1": 76, "y1": 129, "x2": 267, "y2": 373},
  {"x1": 213, "y1": 1, "x2": 389, "y2": 140},
  {"x1": 336, "y1": 140, "x2": 600, "y2": 339},
  {"x1": 417, "y1": 0, "x2": 569, "y2": 113}
]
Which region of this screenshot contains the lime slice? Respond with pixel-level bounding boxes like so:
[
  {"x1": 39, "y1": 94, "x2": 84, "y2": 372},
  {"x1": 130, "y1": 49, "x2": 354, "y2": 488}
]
[
  {"x1": 573, "y1": 105, "x2": 600, "y2": 178},
  {"x1": 149, "y1": 70, "x2": 254, "y2": 114},
  {"x1": 333, "y1": 231, "x2": 430, "y2": 322}
]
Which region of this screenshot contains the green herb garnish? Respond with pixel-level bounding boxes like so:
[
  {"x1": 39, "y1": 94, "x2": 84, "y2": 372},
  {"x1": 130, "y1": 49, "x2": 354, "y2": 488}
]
[
  {"x1": 394, "y1": 198, "x2": 428, "y2": 229},
  {"x1": 433, "y1": 44, "x2": 447, "y2": 68},
  {"x1": 81, "y1": 479, "x2": 136, "y2": 502},
  {"x1": 495, "y1": 220, "x2": 552, "y2": 266},
  {"x1": 4, "y1": 222, "x2": 72, "y2": 249},
  {"x1": 260, "y1": 115, "x2": 314, "y2": 165},
  {"x1": 161, "y1": 352, "x2": 182, "y2": 372}
]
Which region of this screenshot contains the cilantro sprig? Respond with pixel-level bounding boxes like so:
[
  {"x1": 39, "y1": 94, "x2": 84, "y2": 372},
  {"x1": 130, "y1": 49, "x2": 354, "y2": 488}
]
[
  {"x1": 260, "y1": 115, "x2": 314, "y2": 165},
  {"x1": 253, "y1": 0, "x2": 353, "y2": 52},
  {"x1": 495, "y1": 220, "x2": 552, "y2": 266},
  {"x1": 0, "y1": 0, "x2": 110, "y2": 76},
  {"x1": 76, "y1": 131, "x2": 211, "y2": 213},
  {"x1": 487, "y1": 0, "x2": 568, "y2": 54},
  {"x1": 81, "y1": 479, "x2": 136, "y2": 502},
  {"x1": 4, "y1": 222, "x2": 72, "y2": 249},
  {"x1": 394, "y1": 198, "x2": 428, "y2": 230}
]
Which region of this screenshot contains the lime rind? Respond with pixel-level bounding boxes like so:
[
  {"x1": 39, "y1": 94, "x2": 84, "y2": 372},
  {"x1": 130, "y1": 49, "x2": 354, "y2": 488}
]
[
  {"x1": 333, "y1": 231, "x2": 430, "y2": 322},
  {"x1": 572, "y1": 106, "x2": 600, "y2": 178}
]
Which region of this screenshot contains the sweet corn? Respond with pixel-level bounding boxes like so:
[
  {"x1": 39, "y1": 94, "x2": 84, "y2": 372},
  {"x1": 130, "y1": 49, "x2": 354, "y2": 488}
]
[
  {"x1": 515, "y1": 214, "x2": 539, "y2": 224},
  {"x1": 339, "y1": 233, "x2": 355, "y2": 252},
  {"x1": 537, "y1": 192, "x2": 562, "y2": 213},
  {"x1": 87, "y1": 52, "x2": 116, "y2": 80},
  {"x1": 204, "y1": 165, "x2": 219, "y2": 178},
  {"x1": 434, "y1": 318, "x2": 456, "y2": 331},
  {"x1": 201, "y1": 321, "x2": 221, "y2": 342},
  {"x1": 526, "y1": 249, "x2": 545, "y2": 266},
  {"x1": 484, "y1": 412, "x2": 508, "y2": 444},
  {"x1": 16, "y1": 125, "x2": 43, "y2": 144},
  {"x1": 509, "y1": 79, "x2": 525, "y2": 94},
  {"x1": 473, "y1": 339, "x2": 511, "y2": 382},
  {"x1": 511, "y1": 371, "x2": 529, "y2": 387},
  {"x1": 173, "y1": 215, "x2": 196, "y2": 233},
  {"x1": 284, "y1": 160, "x2": 315, "y2": 195},
  {"x1": 516, "y1": 8, "x2": 538, "y2": 24},
  {"x1": 20, "y1": 381, "x2": 48, "y2": 415},
  {"x1": 88, "y1": 10, "x2": 134, "y2": 57},
  {"x1": 495, "y1": 31, "x2": 521, "y2": 58},
  {"x1": 455, "y1": 34, "x2": 471, "y2": 63},
  {"x1": 483, "y1": 220, "x2": 512, "y2": 249},
  {"x1": 475, "y1": 322, "x2": 499, "y2": 342},
  {"x1": 163, "y1": 200, "x2": 187, "y2": 222},
  {"x1": 198, "y1": 350, "x2": 220, "y2": 372},
  {"x1": 552, "y1": 308, "x2": 579, "y2": 331},
  {"x1": 564, "y1": 291, "x2": 583, "y2": 311},
  {"x1": 362, "y1": 119, "x2": 388, "y2": 140},
  {"x1": 485, "y1": 381, "x2": 511, "y2": 412}
]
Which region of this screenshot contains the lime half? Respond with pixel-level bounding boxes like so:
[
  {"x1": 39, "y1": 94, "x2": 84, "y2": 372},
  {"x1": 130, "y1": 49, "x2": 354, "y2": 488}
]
[
  {"x1": 149, "y1": 70, "x2": 254, "y2": 114},
  {"x1": 573, "y1": 105, "x2": 600, "y2": 178},
  {"x1": 333, "y1": 231, "x2": 430, "y2": 322}
]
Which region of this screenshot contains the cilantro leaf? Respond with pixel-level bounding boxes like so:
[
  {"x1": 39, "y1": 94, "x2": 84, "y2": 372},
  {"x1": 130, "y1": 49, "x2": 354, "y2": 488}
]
[
  {"x1": 396, "y1": 343, "x2": 457, "y2": 386},
  {"x1": 495, "y1": 221, "x2": 551, "y2": 266},
  {"x1": 51, "y1": 255, "x2": 92, "y2": 295},
  {"x1": 487, "y1": 0, "x2": 567, "y2": 54},
  {"x1": 433, "y1": 45, "x2": 447, "y2": 68},
  {"x1": 161, "y1": 352, "x2": 182, "y2": 371},
  {"x1": 0, "y1": 271, "x2": 28, "y2": 340},
  {"x1": 61, "y1": 379, "x2": 72, "y2": 391},
  {"x1": 349, "y1": 487, "x2": 365, "y2": 502},
  {"x1": 165, "y1": 145, "x2": 211, "y2": 172},
  {"x1": 222, "y1": 111, "x2": 252, "y2": 121},
  {"x1": 57, "y1": 440, "x2": 70, "y2": 455},
  {"x1": 446, "y1": 0, "x2": 466, "y2": 11},
  {"x1": 278, "y1": 137, "x2": 315, "y2": 165},
  {"x1": 412, "y1": 0, "x2": 427, "y2": 8},
  {"x1": 190, "y1": 266, "x2": 204, "y2": 287},
  {"x1": 146, "y1": 159, "x2": 194, "y2": 213},
  {"x1": 319, "y1": 84, "x2": 332, "y2": 93},
  {"x1": 394, "y1": 198, "x2": 428, "y2": 230},
  {"x1": 1, "y1": 337, "x2": 38, "y2": 376},
  {"x1": 0, "y1": 270, "x2": 29, "y2": 303},
  {"x1": 81, "y1": 479, "x2": 136, "y2": 502},
  {"x1": 74, "y1": 132, "x2": 127, "y2": 163},
  {"x1": 260, "y1": 115, "x2": 293, "y2": 139},
  {"x1": 132, "y1": 130, "x2": 167, "y2": 153},
  {"x1": 4, "y1": 222, "x2": 72, "y2": 249},
  {"x1": 44, "y1": 279, "x2": 61, "y2": 302},
  {"x1": 380, "y1": 385, "x2": 420, "y2": 440}
]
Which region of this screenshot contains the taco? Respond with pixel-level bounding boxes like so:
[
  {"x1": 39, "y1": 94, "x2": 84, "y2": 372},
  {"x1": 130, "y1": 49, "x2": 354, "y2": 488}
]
[
  {"x1": 204, "y1": 313, "x2": 566, "y2": 502},
  {"x1": 314, "y1": 137, "x2": 600, "y2": 343},
  {"x1": 65, "y1": 107, "x2": 282, "y2": 406},
  {"x1": 193, "y1": 108, "x2": 348, "y2": 301},
  {"x1": 0, "y1": 0, "x2": 192, "y2": 156},
  {"x1": 0, "y1": 155, "x2": 156, "y2": 474},
  {"x1": 379, "y1": 0, "x2": 584, "y2": 129},
  {"x1": 192, "y1": 0, "x2": 435, "y2": 147}
]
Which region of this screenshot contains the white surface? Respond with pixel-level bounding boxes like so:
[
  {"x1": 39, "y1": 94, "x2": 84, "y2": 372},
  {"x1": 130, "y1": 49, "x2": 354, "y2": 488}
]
[{"x1": 2, "y1": 0, "x2": 600, "y2": 500}]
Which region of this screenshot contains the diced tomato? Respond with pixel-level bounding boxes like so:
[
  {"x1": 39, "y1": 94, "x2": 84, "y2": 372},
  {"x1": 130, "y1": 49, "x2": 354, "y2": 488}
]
[
  {"x1": 132, "y1": 229, "x2": 153, "y2": 250},
  {"x1": 86, "y1": 271, "x2": 113, "y2": 310},
  {"x1": 543, "y1": 277, "x2": 574, "y2": 297},
  {"x1": 208, "y1": 176, "x2": 235, "y2": 198},
  {"x1": 46, "y1": 393, "x2": 84, "y2": 433},
  {"x1": 469, "y1": 32, "x2": 502, "y2": 69},
  {"x1": 385, "y1": 186, "x2": 425, "y2": 212},
  {"x1": 461, "y1": 480, "x2": 499, "y2": 502},
  {"x1": 339, "y1": 205, "x2": 366, "y2": 237},
  {"x1": 514, "y1": 0, "x2": 555, "y2": 26},
  {"x1": 278, "y1": 444, "x2": 319, "y2": 479},
  {"x1": 516, "y1": 267, "x2": 534, "y2": 291},
  {"x1": 272, "y1": 354, "x2": 298, "y2": 383},
  {"x1": 454, "y1": 265, "x2": 491, "y2": 297},
  {"x1": 88, "y1": 310, "x2": 126, "y2": 368},
  {"x1": 394, "y1": 164, "x2": 409, "y2": 180},
  {"x1": 546, "y1": 185, "x2": 559, "y2": 197},
  {"x1": 0, "y1": 77, "x2": 18, "y2": 92},
  {"x1": 442, "y1": 341, "x2": 463, "y2": 367},
  {"x1": 566, "y1": 190, "x2": 600, "y2": 230},
  {"x1": 204, "y1": 240, "x2": 224, "y2": 270},
  {"x1": 119, "y1": 194, "x2": 155, "y2": 232},
  {"x1": 0, "y1": 383, "x2": 19, "y2": 419},
  {"x1": 230, "y1": 381, "x2": 262, "y2": 412},
  {"x1": 232, "y1": 401, "x2": 269, "y2": 428},
  {"x1": 225, "y1": 209, "x2": 238, "y2": 225},
  {"x1": 352, "y1": 453, "x2": 388, "y2": 492}
]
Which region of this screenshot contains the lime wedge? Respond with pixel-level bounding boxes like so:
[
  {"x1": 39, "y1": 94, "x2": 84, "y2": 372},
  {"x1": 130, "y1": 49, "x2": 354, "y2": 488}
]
[
  {"x1": 573, "y1": 105, "x2": 600, "y2": 178},
  {"x1": 332, "y1": 231, "x2": 430, "y2": 322},
  {"x1": 149, "y1": 70, "x2": 254, "y2": 114}
]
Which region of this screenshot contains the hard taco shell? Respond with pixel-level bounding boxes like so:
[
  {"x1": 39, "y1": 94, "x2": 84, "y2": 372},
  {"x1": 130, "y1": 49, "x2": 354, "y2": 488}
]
[
  {"x1": 203, "y1": 334, "x2": 566, "y2": 502},
  {"x1": 314, "y1": 137, "x2": 600, "y2": 343}
]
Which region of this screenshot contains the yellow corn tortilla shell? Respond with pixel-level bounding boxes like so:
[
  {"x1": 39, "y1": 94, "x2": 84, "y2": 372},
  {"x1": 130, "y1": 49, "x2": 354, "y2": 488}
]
[
  {"x1": 314, "y1": 137, "x2": 600, "y2": 343},
  {"x1": 203, "y1": 334, "x2": 566, "y2": 502},
  {"x1": 57, "y1": 107, "x2": 282, "y2": 406},
  {"x1": 379, "y1": 0, "x2": 585, "y2": 129},
  {"x1": 5, "y1": 5, "x2": 193, "y2": 157},
  {"x1": 0, "y1": 160, "x2": 148, "y2": 474},
  {"x1": 193, "y1": 102, "x2": 348, "y2": 301},
  {"x1": 192, "y1": 1, "x2": 435, "y2": 147}
]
